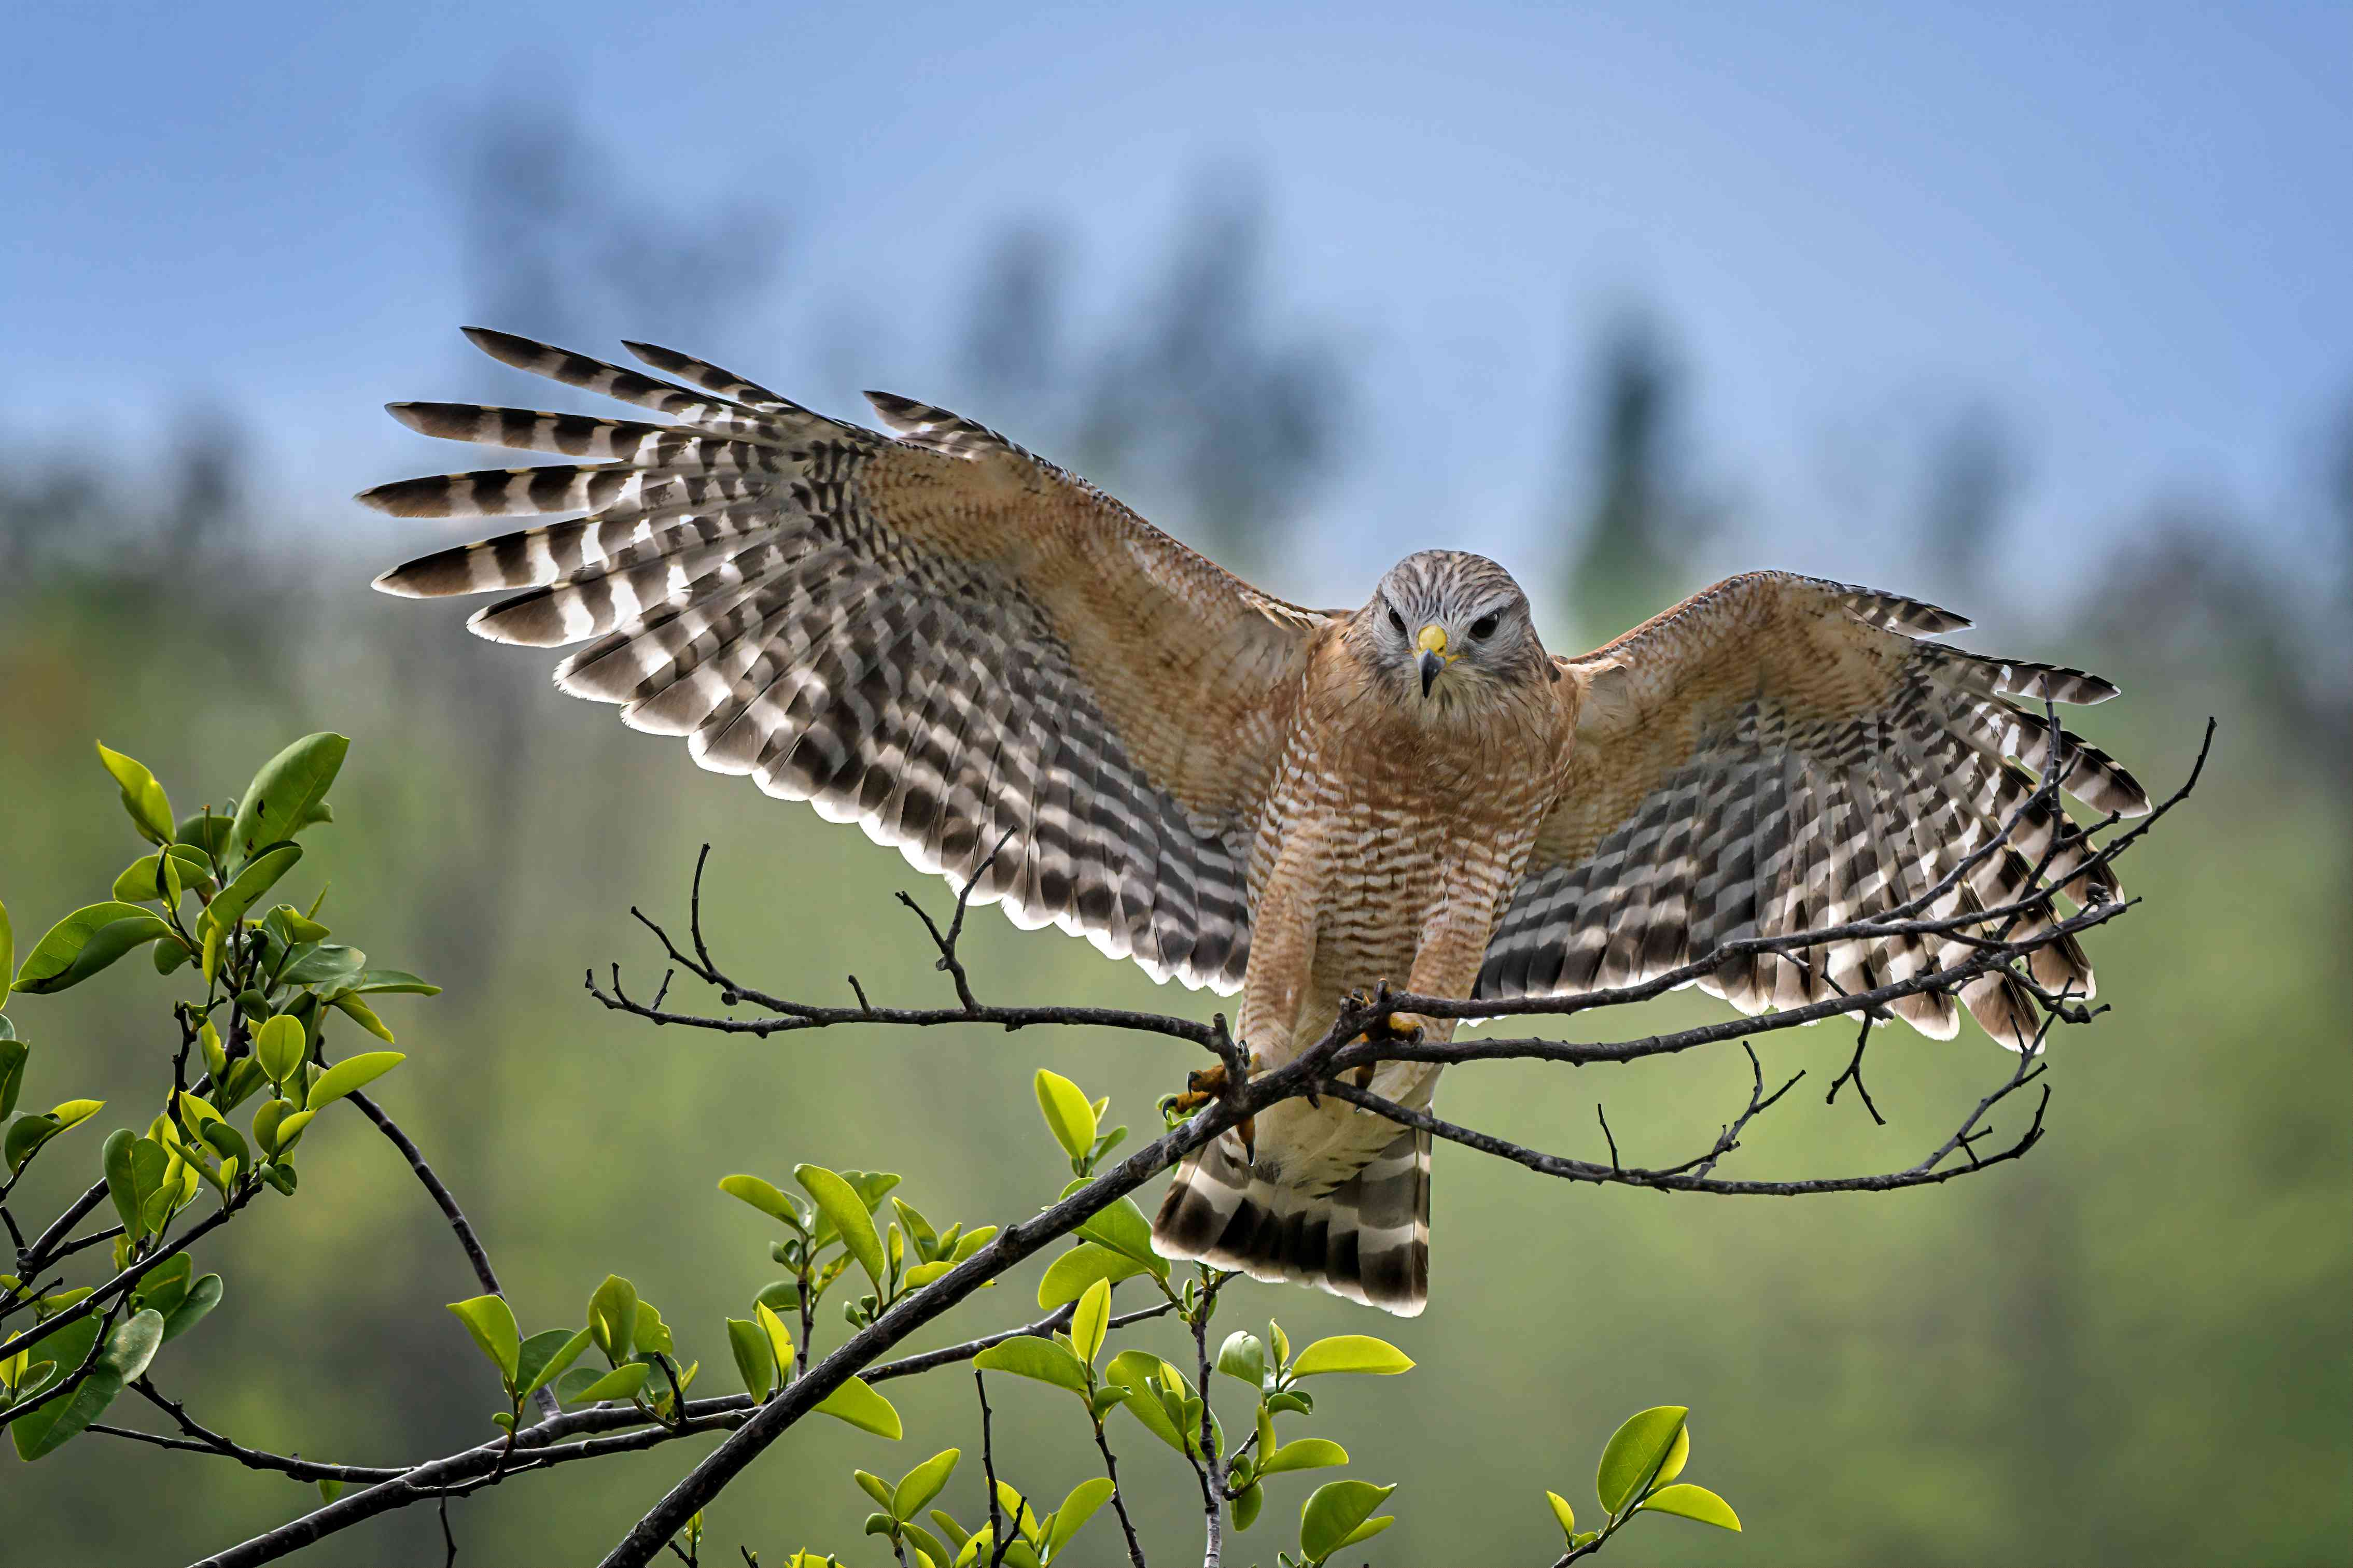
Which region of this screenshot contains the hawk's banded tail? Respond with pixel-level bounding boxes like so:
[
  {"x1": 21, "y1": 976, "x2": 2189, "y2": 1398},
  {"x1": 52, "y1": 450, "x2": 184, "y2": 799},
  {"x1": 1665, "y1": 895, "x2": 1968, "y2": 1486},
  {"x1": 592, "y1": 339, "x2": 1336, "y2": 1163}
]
[{"x1": 1152, "y1": 1128, "x2": 1431, "y2": 1317}]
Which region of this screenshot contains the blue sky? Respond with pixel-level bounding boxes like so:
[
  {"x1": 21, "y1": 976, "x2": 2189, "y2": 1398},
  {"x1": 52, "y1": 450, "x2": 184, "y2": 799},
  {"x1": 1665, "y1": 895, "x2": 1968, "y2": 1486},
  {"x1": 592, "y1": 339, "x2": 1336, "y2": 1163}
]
[{"x1": 5, "y1": 0, "x2": 2346, "y2": 608}]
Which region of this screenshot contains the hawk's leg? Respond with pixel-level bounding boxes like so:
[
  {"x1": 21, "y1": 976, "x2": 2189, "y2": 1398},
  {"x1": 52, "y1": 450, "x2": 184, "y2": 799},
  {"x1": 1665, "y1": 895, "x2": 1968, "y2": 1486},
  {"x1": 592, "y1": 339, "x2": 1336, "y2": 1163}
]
[
  {"x1": 1333, "y1": 988, "x2": 1425, "y2": 1098},
  {"x1": 1160, "y1": 1049, "x2": 1264, "y2": 1158}
]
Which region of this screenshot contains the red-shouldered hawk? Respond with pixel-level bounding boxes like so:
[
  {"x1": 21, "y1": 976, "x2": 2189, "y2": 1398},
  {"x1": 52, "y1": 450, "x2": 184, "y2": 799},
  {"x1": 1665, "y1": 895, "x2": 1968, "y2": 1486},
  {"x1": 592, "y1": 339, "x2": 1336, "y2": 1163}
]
[{"x1": 366, "y1": 329, "x2": 2149, "y2": 1316}]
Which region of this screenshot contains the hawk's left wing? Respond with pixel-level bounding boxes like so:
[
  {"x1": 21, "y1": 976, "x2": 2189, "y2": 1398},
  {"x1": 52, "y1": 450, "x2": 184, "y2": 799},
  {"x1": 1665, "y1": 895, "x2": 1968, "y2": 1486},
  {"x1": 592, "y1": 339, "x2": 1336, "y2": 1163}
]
[
  {"x1": 1476, "y1": 572, "x2": 2147, "y2": 1047},
  {"x1": 363, "y1": 329, "x2": 1333, "y2": 993}
]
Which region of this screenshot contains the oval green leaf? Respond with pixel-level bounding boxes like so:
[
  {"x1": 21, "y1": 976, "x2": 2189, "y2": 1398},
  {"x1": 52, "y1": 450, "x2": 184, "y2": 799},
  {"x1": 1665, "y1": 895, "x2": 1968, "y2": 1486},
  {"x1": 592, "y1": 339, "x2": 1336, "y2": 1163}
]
[
  {"x1": 254, "y1": 1015, "x2": 307, "y2": 1088},
  {"x1": 571, "y1": 1361, "x2": 653, "y2": 1404},
  {"x1": 446, "y1": 1294, "x2": 522, "y2": 1384},
  {"x1": 1299, "y1": 1478, "x2": 1396, "y2": 1561},
  {"x1": 1032, "y1": 1069, "x2": 1097, "y2": 1161},
  {"x1": 726, "y1": 1318, "x2": 777, "y2": 1400},
  {"x1": 1037, "y1": 1242, "x2": 1149, "y2": 1309},
  {"x1": 1045, "y1": 1476, "x2": 1115, "y2": 1556},
  {"x1": 1258, "y1": 1437, "x2": 1349, "y2": 1476},
  {"x1": 1287, "y1": 1334, "x2": 1415, "y2": 1379},
  {"x1": 971, "y1": 1335, "x2": 1090, "y2": 1395},
  {"x1": 719, "y1": 1174, "x2": 801, "y2": 1226},
  {"x1": 1069, "y1": 1277, "x2": 1111, "y2": 1367},
  {"x1": 1596, "y1": 1405, "x2": 1688, "y2": 1516},
  {"x1": 894, "y1": 1447, "x2": 961, "y2": 1521},
  {"x1": 795, "y1": 1163, "x2": 886, "y2": 1288},
  {"x1": 816, "y1": 1373, "x2": 902, "y2": 1438},
  {"x1": 1638, "y1": 1482, "x2": 1742, "y2": 1532},
  {"x1": 520, "y1": 1326, "x2": 594, "y2": 1398},
  {"x1": 1546, "y1": 1489, "x2": 1577, "y2": 1538},
  {"x1": 203, "y1": 843, "x2": 303, "y2": 936},
  {"x1": 229, "y1": 733, "x2": 348, "y2": 864},
  {"x1": 305, "y1": 1051, "x2": 404, "y2": 1111},
  {"x1": 97, "y1": 743, "x2": 175, "y2": 845},
  {"x1": 1074, "y1": 1195, "x2": 1167, "y2": 1276},
  {"x1": 12, "y1": 902, "x2": 171, "y2": 995}
]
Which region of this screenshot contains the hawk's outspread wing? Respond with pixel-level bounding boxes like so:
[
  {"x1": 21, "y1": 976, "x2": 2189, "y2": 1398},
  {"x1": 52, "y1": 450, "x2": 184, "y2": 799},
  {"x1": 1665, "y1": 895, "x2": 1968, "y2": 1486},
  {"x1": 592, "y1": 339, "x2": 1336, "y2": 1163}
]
[
  {"x1": 366, "y1": 329, "x2": 1329, "y2": 991},
  {"x1": 1478, "y1": 572, "x2": 2150, "y2": 1047}
]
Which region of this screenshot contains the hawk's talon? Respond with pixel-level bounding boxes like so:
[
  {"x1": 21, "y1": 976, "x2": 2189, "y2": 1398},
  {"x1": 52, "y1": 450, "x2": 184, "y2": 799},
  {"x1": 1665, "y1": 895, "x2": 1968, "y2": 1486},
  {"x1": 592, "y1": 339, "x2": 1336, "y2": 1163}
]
[{"x1": 1164, "y1": 1050, "x2": 1259, "y2": 1120}]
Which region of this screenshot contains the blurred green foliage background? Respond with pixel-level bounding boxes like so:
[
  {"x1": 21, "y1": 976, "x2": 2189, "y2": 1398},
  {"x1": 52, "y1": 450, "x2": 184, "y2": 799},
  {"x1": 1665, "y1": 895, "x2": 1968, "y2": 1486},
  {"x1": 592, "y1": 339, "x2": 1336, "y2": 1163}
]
[{"x1": 5, "y1": 94, "x2": 2350, "y2": 1568}]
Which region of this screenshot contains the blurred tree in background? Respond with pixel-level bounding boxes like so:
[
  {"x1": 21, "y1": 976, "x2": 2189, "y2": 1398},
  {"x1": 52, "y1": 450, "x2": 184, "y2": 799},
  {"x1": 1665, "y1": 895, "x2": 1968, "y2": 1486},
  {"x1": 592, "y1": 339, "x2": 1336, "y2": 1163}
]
[{"x1": 1, "y1": 111, "x2": 2346, "y2": 1564}]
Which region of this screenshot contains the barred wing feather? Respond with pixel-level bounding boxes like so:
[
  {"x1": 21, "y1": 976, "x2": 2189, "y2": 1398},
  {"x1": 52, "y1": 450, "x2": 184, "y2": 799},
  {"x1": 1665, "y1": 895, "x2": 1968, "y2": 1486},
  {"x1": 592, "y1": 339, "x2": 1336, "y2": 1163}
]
[
  {"x1": 365, "y1": 329, "x2": 1329, "y2": 992},
  {"x1": 1477, "y1": 572, "x2": 2150, "y2": 1048}
]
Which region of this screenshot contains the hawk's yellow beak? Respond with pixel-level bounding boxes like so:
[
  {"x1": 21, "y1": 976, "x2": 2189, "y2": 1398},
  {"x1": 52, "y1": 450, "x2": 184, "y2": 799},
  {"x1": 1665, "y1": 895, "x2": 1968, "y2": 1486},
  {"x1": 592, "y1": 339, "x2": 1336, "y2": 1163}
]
[{"x1": 1417, "y1": 623, "x2": 1453, "y2": 697}]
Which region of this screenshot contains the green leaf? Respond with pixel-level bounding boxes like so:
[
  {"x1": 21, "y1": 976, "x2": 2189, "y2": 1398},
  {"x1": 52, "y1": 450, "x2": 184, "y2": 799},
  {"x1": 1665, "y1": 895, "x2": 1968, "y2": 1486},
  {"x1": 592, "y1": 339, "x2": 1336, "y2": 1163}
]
[
  {"x1": 1258, "y1": 1437, "x2": 1349, "y2": 1476},
  {"x1": 1069, "y1": 1277, "x2": 1111, "y2": 1367},
  {"x1": 280, "y1": 943, "x2": 368, "y2": 990},
  {"x1": 1596, "y1": 1405, "x2": 1688, "y2": 1516},
  {"x1": 754, "y1": 1301, "x2": 794, "y2": 1376},
  {"x1": 344, "y1": 969, "x2": 441, "y2": 996},
  {"x1": 1338, "y1": 1516, "x2": 1396, "y2": 1550},
  {"x1": 1032, "y1": 1070, "x2": 1098, "y2": 1162},
  {"x1": 1546, "y1": 1490, "x2": 1577, "y2": 1538},
  {"x1": 570, "y1": 1362, "x2": 653, "y2": 1404},
  {"x1": 632, "y1": 1300, "x2": 675, "y2": 1358},
  {"x1": 726, "y1": 1318, "x2": 776, "y2": 1400},
  {"x1": 719, "y1": 1174, "x2": 803, "y2": 1227},
  {"x1": 904, "y1": 1260, "x2": 956, "y2": 1288},
  {"x1": 552, "y1": 1365, "x2": 608, "y2": 1404},
  {"x1": 1299, "y1": 1479, "x2": 1396, "y2": 1562},
  {"x1": 110, "y1": 846, "x2": 215, "y2": 905},
  {"x1": 1103, "y1": 1352, "x2": 1192, "y2": 1456},
  {"x1": 6, "y1": 1111, "x2": 64, "y2": 1175},
  {"x1": 96, "y1": 743, "x2": 175, "y2": 846},
  {"x1": 8, "y1": 1309, "x2": 163, "y2": 1461},
  {"x1": 328, "y1": 993, "x2": 396, "y2": 1043},
  {"x1": 1037, "y1": 1242, "x2": 1149, "y2": 1309},
  {"x1": 0, "y1": 1040, "x2": 24, "y2": 1119},
  {"x1": 174, "y1": 811, "x2": 233, "y2": 861},
  {"x1": 1231, "y1": 1481, "x2": 1264, "y2": 1532},
  {"x1": 1288, "y1": 1334, "x2": 1414, "y2": 1378},
  {"x1": 1215, "y1": 1332, "x2": 1267, "y2": 1388},
  {"x1": 1073, "y1": 1195, "x2": 1166, "y2": 1276},
  {"x1": 519, "y1": 1327, "x2": 593, "y2": 1398},
  {"x1": 854, "y1": 1470, "x2": 896, "y2": 1511},
  {"x1": 902, "y1": 1522, "x2": 951, "y2": 1568},
  {"x1": 891, "y1": 1196, "x2": 941, "y2": 1259},
  {"x1": 815, "y1": 1374, "x2": 902, "y2": 1438},
  {"x1": 894, "y1": 1448, "x2": 961, "y2": 1520},
  {"x1": 202, "y1": 843, "x2": 303, "y2": 937},
  {"x1": 228, "y1": 734, "x2": 348, "y2": 865},
  {"x1": 102, "y1": 1128, "x2": 143, "y2": 1236},
  {"x1": 589, "y1": 1275, "x2": 639, "y2": 1363},
  {"x1": 972, "y1": 1335, "x2": 1090, "y2": 1395},
  {"x1": 1044, "y1": 1477, "x2": 1115, "y2": 1557},
  {"x1": 841, "y1": 1169, "x2": 902, "y2": 1213},
  {"x1": 1655, "y1": 1421, "x2": 1689, "y2": 1487},
  {"x1": 795, "y1": 1164, "x2": 886, "y2": 1289},
  {"x1": 254, "y1": 1015, "x2": 307, "y2": 1089},
  {"x1": 12, "y1": 903, "x2": 173, "y2": 995},
  {"x1": 1637, "y1": 1482, "x2": 1742, "y2": 1532},
  {"x1": 446, "y1": 1295, "x2": 522, "y2": 1385},
  {"x1": 305, "y1": 1051, "x2": 403, "y2": 1111}
]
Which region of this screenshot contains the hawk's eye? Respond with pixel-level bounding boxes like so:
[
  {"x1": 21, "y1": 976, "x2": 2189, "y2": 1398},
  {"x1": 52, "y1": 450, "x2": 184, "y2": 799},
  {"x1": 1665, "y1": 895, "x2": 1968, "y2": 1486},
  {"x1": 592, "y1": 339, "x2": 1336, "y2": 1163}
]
[
  {"x1": 1468, "y1": 613, "x2": 1500, "y2": 640},
  {"x1": 1386, "y1": 608, "x2": 1407, "y2": 635}
]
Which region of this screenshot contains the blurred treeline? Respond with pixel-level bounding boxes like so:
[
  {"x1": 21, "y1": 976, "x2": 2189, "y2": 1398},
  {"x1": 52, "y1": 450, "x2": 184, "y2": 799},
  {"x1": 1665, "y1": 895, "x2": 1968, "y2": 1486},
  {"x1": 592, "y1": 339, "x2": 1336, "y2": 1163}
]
[{"x1": 3, "y1": 117, "x2": 2348, "y2": 1565}]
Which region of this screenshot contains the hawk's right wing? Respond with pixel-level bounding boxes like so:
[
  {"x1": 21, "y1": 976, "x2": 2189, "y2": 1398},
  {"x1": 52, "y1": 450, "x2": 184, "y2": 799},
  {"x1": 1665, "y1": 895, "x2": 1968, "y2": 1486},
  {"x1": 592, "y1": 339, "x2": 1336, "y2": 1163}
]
[
  {"x1": 1478, "y1": 572, "x2": 2148, "y2": 1047},
  {"x1": 366, "y1": 329, "x2": 1330, "y2": 993}
]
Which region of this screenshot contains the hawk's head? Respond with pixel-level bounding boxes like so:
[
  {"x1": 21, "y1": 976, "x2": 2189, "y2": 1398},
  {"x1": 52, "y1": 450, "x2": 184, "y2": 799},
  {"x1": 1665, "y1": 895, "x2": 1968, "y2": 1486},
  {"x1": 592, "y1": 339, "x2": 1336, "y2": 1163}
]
[{"x1": 1358, "y1": 550, "x2": 1551, "y2": 710}]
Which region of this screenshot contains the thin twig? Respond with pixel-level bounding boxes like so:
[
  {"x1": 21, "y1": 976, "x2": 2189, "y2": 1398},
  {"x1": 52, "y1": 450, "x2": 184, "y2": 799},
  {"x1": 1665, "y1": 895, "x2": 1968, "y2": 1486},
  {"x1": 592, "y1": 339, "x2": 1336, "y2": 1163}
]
[{"x1": 348, "y1": 1089, "x2": 558, "y2": 1422}]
